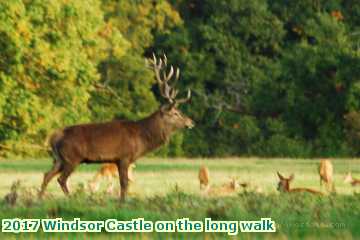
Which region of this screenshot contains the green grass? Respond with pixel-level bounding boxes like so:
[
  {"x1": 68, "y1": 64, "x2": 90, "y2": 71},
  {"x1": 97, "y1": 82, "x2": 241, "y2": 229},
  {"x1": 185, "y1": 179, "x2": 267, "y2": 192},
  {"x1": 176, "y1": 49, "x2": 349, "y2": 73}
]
[{"x1": 1, "y1": 157, "x2": 360, "y2": 239}]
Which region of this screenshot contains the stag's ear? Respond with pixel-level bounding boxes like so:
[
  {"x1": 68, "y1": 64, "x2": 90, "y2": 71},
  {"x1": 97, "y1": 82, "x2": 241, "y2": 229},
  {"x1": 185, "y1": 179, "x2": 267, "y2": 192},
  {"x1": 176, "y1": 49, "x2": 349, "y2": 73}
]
[
  {"x1": 160, "y1": 104, "x2": 169, "y2": 113},
  {"x1": 160, "y1": 104, "x2": 171, "y2": 113},
  {"x1": 160, "y1": 103, "x2": 176, "y2": 113}
]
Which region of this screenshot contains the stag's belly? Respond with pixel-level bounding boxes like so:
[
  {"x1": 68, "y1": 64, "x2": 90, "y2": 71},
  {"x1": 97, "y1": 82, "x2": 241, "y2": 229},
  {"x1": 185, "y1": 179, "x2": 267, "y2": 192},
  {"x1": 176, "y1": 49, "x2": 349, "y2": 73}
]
[{"x1": 84, "y1": 138, "x2": 139, "y2": 162}]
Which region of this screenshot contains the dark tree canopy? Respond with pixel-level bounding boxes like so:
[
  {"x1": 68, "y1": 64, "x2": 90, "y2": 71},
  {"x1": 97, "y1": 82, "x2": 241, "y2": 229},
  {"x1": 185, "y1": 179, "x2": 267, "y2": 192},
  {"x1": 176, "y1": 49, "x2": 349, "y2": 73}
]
[{"x1": 0, "y1": 0, "x2": 359, "y2": 158}]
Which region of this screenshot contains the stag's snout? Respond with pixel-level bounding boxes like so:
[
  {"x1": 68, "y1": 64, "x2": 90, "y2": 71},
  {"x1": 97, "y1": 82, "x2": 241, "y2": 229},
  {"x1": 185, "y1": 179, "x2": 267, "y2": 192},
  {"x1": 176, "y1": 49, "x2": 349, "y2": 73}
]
[{"x1": 185, "y1": 118, "x2": 195, "y2": 129}]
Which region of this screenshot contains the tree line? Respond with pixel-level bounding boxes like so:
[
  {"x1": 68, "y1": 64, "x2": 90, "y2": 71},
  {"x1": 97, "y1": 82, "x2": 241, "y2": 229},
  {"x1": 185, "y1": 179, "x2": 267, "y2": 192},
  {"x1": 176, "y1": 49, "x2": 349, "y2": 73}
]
[{"x1": 0, "y1": 0, "x2": 359, "y2": 158}]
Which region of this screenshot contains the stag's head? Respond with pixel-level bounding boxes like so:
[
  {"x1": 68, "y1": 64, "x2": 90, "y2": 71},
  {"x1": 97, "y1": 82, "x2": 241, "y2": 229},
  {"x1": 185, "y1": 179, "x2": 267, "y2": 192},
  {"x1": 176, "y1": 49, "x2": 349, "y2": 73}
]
[
  {"x1": 277, "y1": 172, "x2": 294, "y2": 192},
  {"x1": 147, "y1": 54, "x2": 194, "y2": 130}
]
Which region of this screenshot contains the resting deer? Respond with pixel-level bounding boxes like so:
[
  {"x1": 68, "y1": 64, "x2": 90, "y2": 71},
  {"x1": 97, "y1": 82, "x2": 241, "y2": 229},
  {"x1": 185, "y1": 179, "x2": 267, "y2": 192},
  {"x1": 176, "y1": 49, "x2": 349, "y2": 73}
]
[
  {"x1": 344, "y1": 172, "x2": 360, "y2": 186},
  {"x1": 318, "y1": 159, "x2": 335, "y2": 192},
  {"x1": 203, "y1": 178, "x2": 240, "y2": 197},
  {"x1": 89, "y1": 163, "x2": 136, "y2": 194},
  {"x1": 198, "y1": 166, "x2": 210, "y2": 191},
  {"x1": 39, "y1": 54, "x2": 194, "y2": 201},
  {"x1": 277, "y1": 172, "x2": 324, "y2": 195},
  {"x1": 237, "y1": 181, "x2": 263, "y2": 193}
]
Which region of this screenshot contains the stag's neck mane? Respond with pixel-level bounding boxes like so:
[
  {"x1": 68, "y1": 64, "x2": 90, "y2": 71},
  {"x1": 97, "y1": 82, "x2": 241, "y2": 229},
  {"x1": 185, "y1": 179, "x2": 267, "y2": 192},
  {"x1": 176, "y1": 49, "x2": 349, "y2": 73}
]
[{"x1": 137, "y1": 110, "x2": 173, "y2": 153}]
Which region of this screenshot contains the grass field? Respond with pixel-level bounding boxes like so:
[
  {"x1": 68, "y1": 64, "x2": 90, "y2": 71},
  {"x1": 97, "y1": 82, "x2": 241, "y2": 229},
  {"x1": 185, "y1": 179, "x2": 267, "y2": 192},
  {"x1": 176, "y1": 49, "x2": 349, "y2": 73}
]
[{"x1": 1, "y1": 158, "x2": 360, "y2": 239}]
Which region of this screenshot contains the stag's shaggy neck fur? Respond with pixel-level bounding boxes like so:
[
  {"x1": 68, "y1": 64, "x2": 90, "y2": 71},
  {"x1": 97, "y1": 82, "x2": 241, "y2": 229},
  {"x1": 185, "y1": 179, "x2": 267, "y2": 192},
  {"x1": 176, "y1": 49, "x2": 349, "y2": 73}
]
[{"x1": 138, "y1": 110, "x2": 175, "y2": 154}]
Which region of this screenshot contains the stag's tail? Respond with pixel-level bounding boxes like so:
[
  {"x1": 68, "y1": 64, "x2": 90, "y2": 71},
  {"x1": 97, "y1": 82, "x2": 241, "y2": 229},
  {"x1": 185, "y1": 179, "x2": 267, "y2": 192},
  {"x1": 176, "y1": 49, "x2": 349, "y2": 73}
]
[
  {"x1": 46, "y1": 130, "x2": 65, "y2": 164},
  {"x1": 39, "y1": 130, "x2": 65, "y2": 198}
]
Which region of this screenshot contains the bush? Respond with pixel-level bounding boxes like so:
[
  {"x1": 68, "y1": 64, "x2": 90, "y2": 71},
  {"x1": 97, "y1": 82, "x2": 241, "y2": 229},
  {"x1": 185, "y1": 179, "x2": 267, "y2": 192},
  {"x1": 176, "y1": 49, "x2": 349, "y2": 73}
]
[{"x1": 253, "y1": 134, "x2": 312, "y2": 158}]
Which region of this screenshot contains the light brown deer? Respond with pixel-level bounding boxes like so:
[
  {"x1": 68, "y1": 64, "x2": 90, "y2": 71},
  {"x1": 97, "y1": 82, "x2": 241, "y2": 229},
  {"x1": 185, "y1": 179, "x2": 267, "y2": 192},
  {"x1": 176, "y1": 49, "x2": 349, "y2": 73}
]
[
  {"x1": 344, "y1": 172, "x2": 360, "y2": 186},
  {"x1": 39, "y1": 54, "x2": 194, "y2": 201},
  {"x1": 277, "y1": 172, "x2": 324, "y2": 195},
  {"x1": 89, "y1": 163, "x2": 136, "y2": 194},
  {"x1": 198, "y1": 166, "x2": 210, "y2": 190},
  {"x1": 205, "y1": 178, "x2": 239, "y2": 197},
  {"x1": 318, "y1": 159, "x2": 335, "y2": 192}
]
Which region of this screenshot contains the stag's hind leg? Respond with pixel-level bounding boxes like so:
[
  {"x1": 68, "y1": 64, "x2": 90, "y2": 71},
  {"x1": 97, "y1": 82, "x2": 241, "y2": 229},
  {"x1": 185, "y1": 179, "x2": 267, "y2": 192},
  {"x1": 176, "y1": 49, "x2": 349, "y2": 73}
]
[
  {"x1": 57, "y1": 162, "x2": 78, "y2": 195},
  {"x1": 39, "y1": 161, "x2": 62, "y2": 197}
]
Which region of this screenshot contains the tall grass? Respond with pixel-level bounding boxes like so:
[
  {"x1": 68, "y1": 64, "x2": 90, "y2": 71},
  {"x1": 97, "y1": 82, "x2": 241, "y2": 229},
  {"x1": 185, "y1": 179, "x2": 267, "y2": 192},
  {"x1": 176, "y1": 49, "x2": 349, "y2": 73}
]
[{"x1": 1, "y1": 158, "x2": 360, "y2": 239}]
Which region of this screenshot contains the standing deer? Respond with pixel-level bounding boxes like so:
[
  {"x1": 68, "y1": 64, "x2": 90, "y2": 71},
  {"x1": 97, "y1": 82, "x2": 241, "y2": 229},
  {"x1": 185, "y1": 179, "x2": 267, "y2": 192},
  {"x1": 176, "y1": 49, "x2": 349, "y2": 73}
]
[
  {"x1": 39, "y1": 54, "x2": 194, "y2": 201},
  {"x1": 89, "y1": 163, "x2": 136, "y2": 194},
  {"x1": 198, "y1": 166, "x2": 210, "y2": 191},
  {"x1": 277, "y1": 172, "x2": 324, "y2": 195},
  {"x1": 318, "y1": 159, "x2": 335, "y2": 192},
  {"x1": 344, "y1": 172, "x2": 360, "y2": 186}
]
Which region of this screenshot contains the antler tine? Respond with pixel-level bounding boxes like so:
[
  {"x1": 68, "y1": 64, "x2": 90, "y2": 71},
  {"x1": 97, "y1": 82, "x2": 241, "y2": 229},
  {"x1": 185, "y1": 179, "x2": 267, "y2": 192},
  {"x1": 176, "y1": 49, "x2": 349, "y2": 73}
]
[
  {"x1": 170, "y1": 88, "x2": 178, "y2": 99},
  {"x1": 170, "y1": 67, "x2": 180, "y2": 88},
  {"x1": 166, "y1": 66, "x2": 174, "y2": 81},
  {"x1": 153, "y1": 53, "x2": 156, "y2": 65},
  {"x1": 175, "y1": 89, "x2": 191, "y2": 104},
  {"x1": 175, "y1": 68, "x2": 180, "y2": 81},
  {"x1": 150, "y1": 52, "x2": 164, "y2": 70},
  {"x1": 163, "y1": 54, "x2": 168, "y2": 66},
  {"x1": 163, "y1": 84, "x2": 174, "y2": 103}
]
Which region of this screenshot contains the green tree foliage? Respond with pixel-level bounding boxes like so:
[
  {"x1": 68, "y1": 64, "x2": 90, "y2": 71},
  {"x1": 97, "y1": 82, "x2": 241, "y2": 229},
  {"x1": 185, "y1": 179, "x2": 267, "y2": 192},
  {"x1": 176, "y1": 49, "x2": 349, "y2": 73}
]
[
  {"x1": 0, "y1": 0, "x2": 128, "y2": 156},
  {"x1": 1, "y1": 0, "x2": 360, "y2": 158},
  {"x1": 156, "y1": 0, "x2": 360, "y2": 157},
  {"x1": 156, "y1": 0, "x2": 286, "y2": 156}
]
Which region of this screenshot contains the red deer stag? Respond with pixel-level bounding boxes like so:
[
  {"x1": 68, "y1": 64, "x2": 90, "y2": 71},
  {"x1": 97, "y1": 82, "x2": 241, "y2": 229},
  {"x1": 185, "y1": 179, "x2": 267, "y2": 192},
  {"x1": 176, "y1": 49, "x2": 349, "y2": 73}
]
[
  {"x1": 277, "y1": 172, "x2": 324, "y2": 195},
  {"x1": 39, "y1": 54, "x2": 194, "y2": 201}
]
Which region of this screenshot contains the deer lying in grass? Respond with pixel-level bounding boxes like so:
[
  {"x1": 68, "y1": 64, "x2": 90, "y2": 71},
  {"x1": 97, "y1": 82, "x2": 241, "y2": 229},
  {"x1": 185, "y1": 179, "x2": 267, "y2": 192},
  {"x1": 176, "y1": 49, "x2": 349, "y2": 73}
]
[
  {"x1": 197, "y1": 166, "x2": 238, "y2": 196},
  {"x1": 318, "y1": 159, "x2": 335, "y2": 192},
  {"x1": 277, "y1": 172, "x2": 324, "y2": 195},
  {"x1": 39, "y1": 54, "x2": 194, "y2": 202},
  {"x1": 238, "y1": 182, "x2": 263, "y2": 193},
  {"x1": 344, "y1": 172, "x2": 360, "y2": 186},
  {"x1": 198, "y1": 166, "x2": 260, "y2": 196},
  {"x1": 205, "y1": 177, "x2": 239, "y2": 197},
  {"x1": 198, "y1": 165, "x2": 210, "y2": 191},
  {"x1": 89, "y1": 163, "x2": 136, "y2": 194}
]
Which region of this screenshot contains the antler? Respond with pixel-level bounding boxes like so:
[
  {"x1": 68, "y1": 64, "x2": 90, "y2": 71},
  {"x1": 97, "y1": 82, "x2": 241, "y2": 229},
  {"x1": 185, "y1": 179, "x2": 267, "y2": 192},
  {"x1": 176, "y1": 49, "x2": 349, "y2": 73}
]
[{"x1": 147, "y1": 53, "x2": 191, "y2": 106}]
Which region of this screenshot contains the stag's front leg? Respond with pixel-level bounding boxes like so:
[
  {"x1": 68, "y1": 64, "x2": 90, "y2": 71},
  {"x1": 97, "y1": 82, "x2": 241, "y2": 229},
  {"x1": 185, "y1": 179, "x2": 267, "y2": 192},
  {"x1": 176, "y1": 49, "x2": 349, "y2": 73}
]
[{"x1": 116, "y1": 161, "x2": 129, "y2": 202}]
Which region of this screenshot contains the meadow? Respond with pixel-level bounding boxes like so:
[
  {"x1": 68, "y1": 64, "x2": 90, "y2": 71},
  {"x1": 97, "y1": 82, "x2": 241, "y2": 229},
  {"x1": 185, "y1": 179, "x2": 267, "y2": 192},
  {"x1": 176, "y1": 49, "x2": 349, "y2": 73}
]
[{"x1": 1, "y1": 158, "x2": 360, "y2": 239}]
